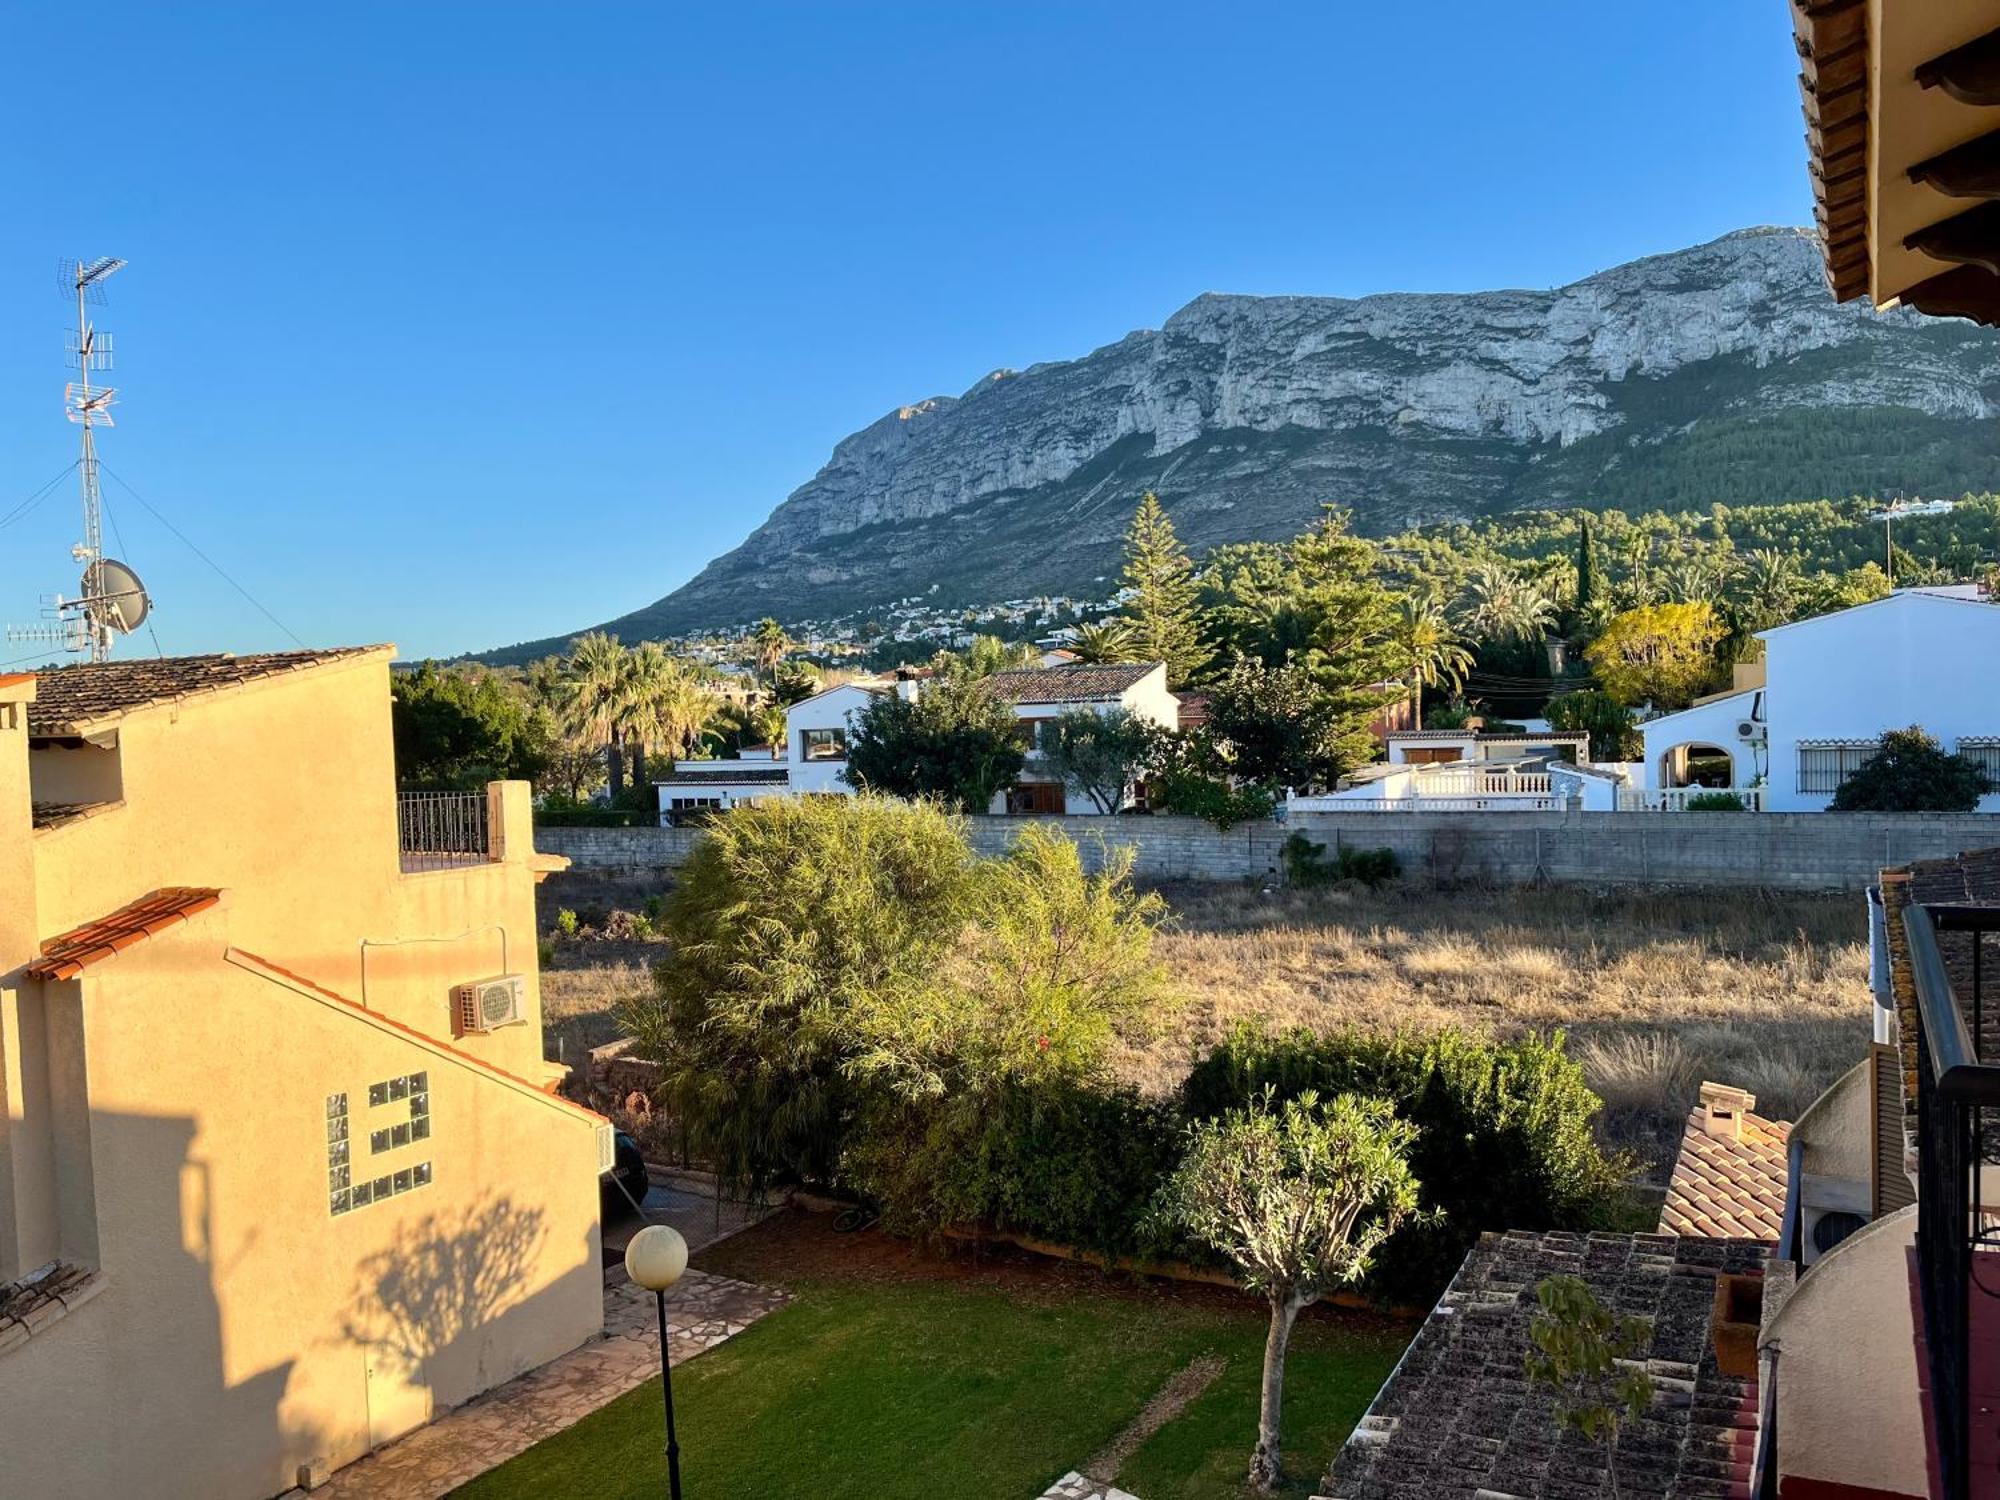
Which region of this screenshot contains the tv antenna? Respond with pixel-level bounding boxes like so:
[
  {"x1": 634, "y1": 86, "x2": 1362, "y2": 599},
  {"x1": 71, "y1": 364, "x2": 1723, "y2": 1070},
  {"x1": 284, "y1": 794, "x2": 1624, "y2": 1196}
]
[{"x1": 8, "y1": 257, "x2": 152, "y2": 663}]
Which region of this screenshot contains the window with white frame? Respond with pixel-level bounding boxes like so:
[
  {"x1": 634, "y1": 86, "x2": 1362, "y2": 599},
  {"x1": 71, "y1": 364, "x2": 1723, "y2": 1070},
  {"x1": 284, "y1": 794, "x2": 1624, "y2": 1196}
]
[
  {"x1": 801, "y1": 728, "x2": 848, "y2": 761},
  {"x1": 1956, "y1": 738, "x2": 2000, "y2": 785},
  {"x1": 1796, "y1": 740, "x2": 1880, "y2": 795}
]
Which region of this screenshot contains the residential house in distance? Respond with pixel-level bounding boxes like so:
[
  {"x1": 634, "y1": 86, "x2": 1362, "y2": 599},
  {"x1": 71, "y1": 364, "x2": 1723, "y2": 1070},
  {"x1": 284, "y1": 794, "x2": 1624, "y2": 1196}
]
[
  {"x1": 0, "y1": 650, "x2": 607, "y2": 1500},
  {"x1": 1294, "y1": 727, "x2": 1620, "y2": 812},
  {"x1": 656, "y1": 660, "x2": 1181, "y2": 819},
  {"x1": 1636, "y1": 590, "x2": 2000, "y2": 813}
]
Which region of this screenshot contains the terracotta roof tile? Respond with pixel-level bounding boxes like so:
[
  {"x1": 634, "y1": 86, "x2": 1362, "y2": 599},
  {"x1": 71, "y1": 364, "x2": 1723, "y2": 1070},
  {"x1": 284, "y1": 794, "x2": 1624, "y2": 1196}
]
[
  {"x1": 1659, "y1": 1103, "x2": 1791, "y2": 1243},
  {"x1": 28, "y1": 648, "x2": 387, "y2": 735},
  {"x1": 981, "y1": 662, "x2": 1160, "y2": 705},
  {"x1": 26, "y1": 887, "x2": 222, "y2": 981},
  {"x1": 660, "y1": 765, "x2": 791, "y2": 786}
]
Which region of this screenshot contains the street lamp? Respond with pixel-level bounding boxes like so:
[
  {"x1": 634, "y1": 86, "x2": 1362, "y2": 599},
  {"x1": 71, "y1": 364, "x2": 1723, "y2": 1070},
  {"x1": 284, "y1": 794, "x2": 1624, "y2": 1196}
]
[{"x1": 625, "y1": 1224, "x2": 691, "y2": 1498}]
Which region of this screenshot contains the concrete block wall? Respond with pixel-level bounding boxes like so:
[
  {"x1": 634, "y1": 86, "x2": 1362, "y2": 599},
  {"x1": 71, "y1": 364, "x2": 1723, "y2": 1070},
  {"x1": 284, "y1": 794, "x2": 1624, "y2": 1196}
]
[{"x1": 535, "y1": 811, "x2": 2000, "y2": 891}]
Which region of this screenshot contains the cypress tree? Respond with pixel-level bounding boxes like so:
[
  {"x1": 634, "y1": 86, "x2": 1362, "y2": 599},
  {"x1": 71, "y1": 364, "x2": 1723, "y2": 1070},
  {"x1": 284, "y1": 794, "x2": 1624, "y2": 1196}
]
[
  {"x1": 1574, "y1": 514, "x2": 1598, "y2": 623},
  {"x1": 1119, "y1": 492, "x2": 1208, "y2": 686}
]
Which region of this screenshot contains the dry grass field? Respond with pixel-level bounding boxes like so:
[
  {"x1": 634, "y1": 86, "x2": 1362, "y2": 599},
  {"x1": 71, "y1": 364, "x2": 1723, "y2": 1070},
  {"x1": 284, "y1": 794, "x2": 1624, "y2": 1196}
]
[
  {"x1": 540, "y1": 872, "x2": 1872, "y2": 1177},
  {"x1": 1134, "y1": 881, "x2": 1870, "y2": 1171}
]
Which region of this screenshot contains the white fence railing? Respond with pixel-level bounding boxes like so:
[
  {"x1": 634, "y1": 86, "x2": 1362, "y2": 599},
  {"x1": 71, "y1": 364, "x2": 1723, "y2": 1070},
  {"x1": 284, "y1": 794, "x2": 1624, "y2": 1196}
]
[
  {"x1": 1289, "y1": 793, "x2": 1565, "y2": 814},
  {"x1": 1616, "y1": 786, "x2": 1765, "y2": 812}
]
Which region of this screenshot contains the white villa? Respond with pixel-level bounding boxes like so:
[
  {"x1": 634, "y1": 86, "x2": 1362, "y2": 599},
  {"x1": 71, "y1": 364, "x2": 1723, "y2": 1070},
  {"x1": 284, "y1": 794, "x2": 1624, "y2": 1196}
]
[
  {"x1": 1294, "y1": 726, "x2": 1627, "y2": 813},
  {"x1": 1636, "y1": 590, "x2": 2000, "y2": 813},
  {"x1": 655, "y1": 660, "x2": 1178, "y2": 820}
]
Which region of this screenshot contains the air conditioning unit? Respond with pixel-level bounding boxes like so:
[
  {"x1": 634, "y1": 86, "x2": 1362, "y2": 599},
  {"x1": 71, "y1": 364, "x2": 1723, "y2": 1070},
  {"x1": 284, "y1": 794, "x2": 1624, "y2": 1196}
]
[
  {"x1": 454, "y1": 974, "x2": 526, "y2": 1034},
  {"x1": 1736, "y1": 721, "x2": 1765, "y2": 743}
]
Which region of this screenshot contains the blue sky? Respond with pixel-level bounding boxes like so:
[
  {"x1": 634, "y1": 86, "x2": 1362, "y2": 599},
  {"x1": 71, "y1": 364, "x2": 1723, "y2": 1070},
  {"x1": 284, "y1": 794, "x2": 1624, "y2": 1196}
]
[{"x1": 0, "y1": 3, "x2": 1811, "y2": 663}]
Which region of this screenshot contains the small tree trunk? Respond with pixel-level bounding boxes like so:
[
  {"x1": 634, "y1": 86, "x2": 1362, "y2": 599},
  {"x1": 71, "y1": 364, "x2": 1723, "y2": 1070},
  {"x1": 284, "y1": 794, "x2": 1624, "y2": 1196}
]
[
  {"x1": 631, "y1": 739, "x2": 649, "y2": 790},
  {"x1": 606, "y1": 731, "x2": 625, "y2": 799},
  {"x1": 1250, "y1": 1290, "x2": 1303, "y2": 1491}
]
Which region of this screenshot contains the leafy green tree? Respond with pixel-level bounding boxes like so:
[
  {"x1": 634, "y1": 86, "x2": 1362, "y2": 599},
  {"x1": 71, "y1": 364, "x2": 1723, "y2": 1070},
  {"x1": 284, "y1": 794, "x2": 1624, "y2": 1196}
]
[
  {"x1": 1582, "y1": 602, "x2": 1725, "y2": 709},
  {"x1": 1204, "y1": 658, "x2": 1359, "y2": 790},
  {"x1": 943, "y1": 634, "x2": 1041, "y2": 680},
  {"x1": 769, "y1": 659, "x2": 821, "y2": 706},
  {"x1": 1157, "y1": 1089, "x2": 1419, "y2": 1492},
  {"x1": 845, "y1": 678, "x2": 1026, "y2": 811},
  {"x1": 391, "y1": 662, "x2": 550, "y2": 790},
  {"x1": 1037, "y1": 708, "x2": 1153, "y2": 813},
  {"x1": 1830, "y1": 725, "x2": 1992, "y2": 812},
  {"x1": 621, "y1": 796, "x2": 974, "y2": 1199},
  {"x1": 1732, "y1": 548, "x2": 1801, "y2": 632},
  {"x1": 1119, "y1": 492, "x2": 1208, "y2": 685},
  {"x1": 1544, "y1": 688, "x2": 1640, "y2": 762},
  {"x1": 619, "y1": 641, "x2": 720, "y2": 787},
  {"x1": 1525, "y1": 1275, "x2": 1655, "y2": 1500},
  {"x1": 1068, "y1": 618, "x2": 1138, "y2": 664}
]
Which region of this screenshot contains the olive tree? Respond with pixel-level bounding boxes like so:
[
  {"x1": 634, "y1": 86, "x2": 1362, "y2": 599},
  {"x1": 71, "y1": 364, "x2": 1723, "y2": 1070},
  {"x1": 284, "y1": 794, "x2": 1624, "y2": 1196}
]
[
  {"x1": 1037, "y1": 708, "x2": 1154, "y2": 814},
  {"x1": 1524, "y1": 1274, "x2": 1654, "y2": 1500},
  {"x1": 1157, "y1": 1088, "x2": 1418, "y2": 1492}
]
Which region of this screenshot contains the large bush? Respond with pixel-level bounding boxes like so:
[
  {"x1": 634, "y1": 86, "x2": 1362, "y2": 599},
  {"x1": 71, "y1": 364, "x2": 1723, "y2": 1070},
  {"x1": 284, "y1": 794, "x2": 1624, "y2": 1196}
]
[
  {"x1": 1182, "y1": 1025, "x2": 1629, "y2": 1303},
  {"x1": 1830, "y1": 725, "x2": 1991, "y2": 812}
]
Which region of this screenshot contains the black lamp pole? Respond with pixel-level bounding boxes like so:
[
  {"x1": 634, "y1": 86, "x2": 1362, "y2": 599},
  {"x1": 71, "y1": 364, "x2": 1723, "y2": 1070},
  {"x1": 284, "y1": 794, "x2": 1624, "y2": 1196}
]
[{"x1": 653, "y1": 1288, "x2": 683, "y2": 1499}]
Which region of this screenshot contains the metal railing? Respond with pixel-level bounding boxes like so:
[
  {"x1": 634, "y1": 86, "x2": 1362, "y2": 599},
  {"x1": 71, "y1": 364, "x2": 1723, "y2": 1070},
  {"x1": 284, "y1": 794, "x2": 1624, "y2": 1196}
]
[
  {"x1": 1289, "y1": 794, "x2": 1563, "y2": 813},
  {"x1": 397, "y1": 790, "x2": 493, "y2": 872},
  {"x1": 1904, "y1": 901, "x2": 2000, "y2": 1500}
]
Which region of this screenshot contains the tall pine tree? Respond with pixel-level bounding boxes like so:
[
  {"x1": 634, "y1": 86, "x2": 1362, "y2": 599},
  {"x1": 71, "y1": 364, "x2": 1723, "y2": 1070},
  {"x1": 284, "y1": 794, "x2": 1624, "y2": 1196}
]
[{"x1": 1119, "y1": 492, "x2": 1208, "y2": 686}]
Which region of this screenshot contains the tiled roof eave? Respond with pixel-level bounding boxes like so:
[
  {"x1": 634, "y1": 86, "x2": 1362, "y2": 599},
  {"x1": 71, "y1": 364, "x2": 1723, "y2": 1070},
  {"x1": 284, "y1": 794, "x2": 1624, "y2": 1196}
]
[{"x1": 26, "y1": 887, "x2": 224, "y2": 981}]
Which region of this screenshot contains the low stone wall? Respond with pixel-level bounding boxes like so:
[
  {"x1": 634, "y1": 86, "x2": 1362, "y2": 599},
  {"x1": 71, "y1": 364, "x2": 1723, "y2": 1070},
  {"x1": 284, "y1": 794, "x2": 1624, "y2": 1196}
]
[{"x1": 535, "y1": 810, "x2": 2000, "y2": 891}]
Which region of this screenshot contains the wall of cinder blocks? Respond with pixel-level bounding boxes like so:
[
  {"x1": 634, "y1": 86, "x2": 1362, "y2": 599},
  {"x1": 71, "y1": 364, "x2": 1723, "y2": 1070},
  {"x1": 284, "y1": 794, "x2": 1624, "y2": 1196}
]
[{"x1": 535, "y1": 810, "x2": 2000, "y2": 891}]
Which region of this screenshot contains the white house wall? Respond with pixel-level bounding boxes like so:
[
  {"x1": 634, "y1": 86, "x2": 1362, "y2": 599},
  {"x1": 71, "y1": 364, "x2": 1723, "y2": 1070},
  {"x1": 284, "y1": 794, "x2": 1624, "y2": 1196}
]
[
  {"x1": 1638, "y1": 690, "x2": 1761, "y2": 795},
  {"x1": 787, "y1": 683, "x2": 883, "y2": 796},
  {"x1": 1761, "y1": 593, "x2": 2000, "y2": 812}
]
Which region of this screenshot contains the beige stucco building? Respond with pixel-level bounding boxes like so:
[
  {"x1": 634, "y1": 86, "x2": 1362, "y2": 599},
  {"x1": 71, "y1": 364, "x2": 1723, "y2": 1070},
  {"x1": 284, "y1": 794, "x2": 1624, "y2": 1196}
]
[{"x1": 0, "y1": 648, "x2": 609, "y2": 1499}]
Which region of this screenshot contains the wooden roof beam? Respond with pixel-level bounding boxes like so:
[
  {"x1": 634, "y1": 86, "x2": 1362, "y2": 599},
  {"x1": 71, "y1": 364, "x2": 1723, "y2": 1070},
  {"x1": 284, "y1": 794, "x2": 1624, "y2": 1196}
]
[
  {"x1": 1904, "y1": 199, "x2": 2000, "y2": 277},
  {"x1": 1896, "y1": 262, "x2": 2000, "y2": 324},
  {"x1": 1910, "y1": 130, "x2": 2000, "y2": 199},
  {"x1": 1916, "y1": 28, "x2": 2000, "y2": 107}
]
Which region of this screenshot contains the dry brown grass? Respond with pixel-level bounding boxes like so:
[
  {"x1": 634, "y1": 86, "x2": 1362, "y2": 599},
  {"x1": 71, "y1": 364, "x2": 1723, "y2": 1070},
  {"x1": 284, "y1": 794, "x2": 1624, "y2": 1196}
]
[{"x1": 1128, "y1": 880, "x2": 1870, "y2": 1174}]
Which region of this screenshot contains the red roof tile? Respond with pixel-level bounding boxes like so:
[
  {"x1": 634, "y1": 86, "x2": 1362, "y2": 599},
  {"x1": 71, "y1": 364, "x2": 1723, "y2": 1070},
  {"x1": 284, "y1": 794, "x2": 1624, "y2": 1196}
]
[
  {"x1": 27, "y1": 887, "x2": 222, "y2": 981},
  {"x1": 1659, "y1": 1097, "x2": 1791, "y2": 1242}
]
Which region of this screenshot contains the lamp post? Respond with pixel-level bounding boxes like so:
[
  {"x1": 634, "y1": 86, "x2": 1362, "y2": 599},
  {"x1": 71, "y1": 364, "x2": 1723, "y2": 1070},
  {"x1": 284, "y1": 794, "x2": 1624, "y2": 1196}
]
[{"x1": 624, "y1": 1223, "x2": 691, "y2": 1499}]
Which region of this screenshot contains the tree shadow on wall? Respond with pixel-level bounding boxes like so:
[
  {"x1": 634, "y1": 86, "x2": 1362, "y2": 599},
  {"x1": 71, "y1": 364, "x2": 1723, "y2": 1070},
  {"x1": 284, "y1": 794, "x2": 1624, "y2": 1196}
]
[{"x1": 338, "y1": 1193, "x2": 598, "y2": 1416}]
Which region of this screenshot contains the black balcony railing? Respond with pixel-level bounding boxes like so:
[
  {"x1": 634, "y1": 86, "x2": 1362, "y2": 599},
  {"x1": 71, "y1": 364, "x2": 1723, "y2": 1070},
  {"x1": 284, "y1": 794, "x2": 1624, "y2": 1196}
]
[
  {"x1": 397, "y1": 790, "x2": 492, "y2": 872},
  {"x1": 1905, "y1": 900, "x2": 2000, "y2": 1500}
]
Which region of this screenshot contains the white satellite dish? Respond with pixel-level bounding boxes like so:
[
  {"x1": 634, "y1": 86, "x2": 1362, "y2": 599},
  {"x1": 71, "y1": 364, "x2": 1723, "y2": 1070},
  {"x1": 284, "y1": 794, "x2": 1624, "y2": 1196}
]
[{"x1": 82, "y1": 557, "x2": 150, "y2": 634}]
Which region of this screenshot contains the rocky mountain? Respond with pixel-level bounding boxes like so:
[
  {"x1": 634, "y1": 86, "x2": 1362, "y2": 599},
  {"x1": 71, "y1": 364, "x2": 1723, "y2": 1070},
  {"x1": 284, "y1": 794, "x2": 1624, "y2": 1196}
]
[{"x1": 499, "y1": 227, "x2": 2000, "y2": 655}]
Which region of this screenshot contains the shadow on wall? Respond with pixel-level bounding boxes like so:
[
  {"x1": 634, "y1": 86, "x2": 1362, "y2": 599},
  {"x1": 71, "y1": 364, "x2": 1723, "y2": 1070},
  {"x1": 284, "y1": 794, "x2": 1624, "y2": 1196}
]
[
  {"x1": 337, "y1": 1194, "x2": 596, "y2": 1418},
  {"x1": 2, "y1": 1109, "x2": 330, "y2": 1500}
]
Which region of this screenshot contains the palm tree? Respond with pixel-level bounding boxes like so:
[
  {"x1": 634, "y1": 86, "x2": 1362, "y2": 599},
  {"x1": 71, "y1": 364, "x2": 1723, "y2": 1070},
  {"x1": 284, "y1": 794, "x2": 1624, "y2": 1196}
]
[
  {"x1": 621, "y1": 645, "x2": 723, "y2": 788},
  {"x1": 1456, "y1": 563, "x2": 1557, "y2": 647},
  {"x1": 750, "y1": 617, "x2": 791, "y2": 683},
  {"x1": 1734, "y1": 548, "x2": 1801, "y2": 631},
  {"x1": 1069, "y1": 618, "x2": 1138, "y2": 664},
  {"x1": 1397, "y1": 594, "x2": 1474, "y2": 730},
  {"x1": 562, "y1": 631, "x2": 632, "y2": 797}
]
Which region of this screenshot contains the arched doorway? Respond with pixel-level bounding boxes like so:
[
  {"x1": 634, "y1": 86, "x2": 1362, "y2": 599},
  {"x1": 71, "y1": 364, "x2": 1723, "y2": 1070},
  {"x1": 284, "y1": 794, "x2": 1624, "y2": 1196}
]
[{"x1": 1658, "y1": 741, "x2": 1735, "y2": 789}]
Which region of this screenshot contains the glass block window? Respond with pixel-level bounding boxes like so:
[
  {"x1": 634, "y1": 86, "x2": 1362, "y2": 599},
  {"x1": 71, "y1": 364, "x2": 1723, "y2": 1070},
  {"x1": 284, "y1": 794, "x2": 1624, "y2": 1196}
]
[
  {"x1": 1796, "y1": 740, "x2": 1879, "y2": 795},
  {"x1": 331, "y1": 1077, "x2": 434, "y2": 1216}
]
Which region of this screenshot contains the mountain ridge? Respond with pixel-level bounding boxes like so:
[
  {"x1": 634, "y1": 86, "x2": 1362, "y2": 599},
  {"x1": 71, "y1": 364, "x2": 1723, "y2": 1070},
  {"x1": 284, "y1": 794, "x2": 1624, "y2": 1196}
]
[{"x1": 488, "y1": 227, "x2": 2000, "y2": 659}]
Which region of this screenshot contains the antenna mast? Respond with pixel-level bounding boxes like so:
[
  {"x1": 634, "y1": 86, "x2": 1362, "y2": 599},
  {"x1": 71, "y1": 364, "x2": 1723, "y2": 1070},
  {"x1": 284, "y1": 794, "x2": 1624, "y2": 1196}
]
[{"x1": 65, "y1": 256, "x2": 126, "y2": 662}]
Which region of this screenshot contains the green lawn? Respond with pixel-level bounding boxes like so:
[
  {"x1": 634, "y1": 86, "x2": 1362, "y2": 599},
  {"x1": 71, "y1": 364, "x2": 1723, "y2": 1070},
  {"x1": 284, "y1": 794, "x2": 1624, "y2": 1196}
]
[{"x1": 452, "y1": 1277, "x2": 1405, "y2": 1500}]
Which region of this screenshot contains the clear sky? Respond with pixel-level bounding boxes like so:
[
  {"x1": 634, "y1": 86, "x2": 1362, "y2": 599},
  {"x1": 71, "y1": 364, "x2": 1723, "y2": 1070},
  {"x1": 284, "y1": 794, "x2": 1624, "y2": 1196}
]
[{"x1": 0, "y1": 3, "x2": 1812, "y2": 664}]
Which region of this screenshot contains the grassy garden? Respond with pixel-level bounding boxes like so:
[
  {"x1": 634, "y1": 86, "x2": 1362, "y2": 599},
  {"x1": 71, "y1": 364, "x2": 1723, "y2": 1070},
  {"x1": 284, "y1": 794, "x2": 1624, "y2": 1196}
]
[{"x1": 454, "y1": 1215, "x2": 1410, "y2": 1500}]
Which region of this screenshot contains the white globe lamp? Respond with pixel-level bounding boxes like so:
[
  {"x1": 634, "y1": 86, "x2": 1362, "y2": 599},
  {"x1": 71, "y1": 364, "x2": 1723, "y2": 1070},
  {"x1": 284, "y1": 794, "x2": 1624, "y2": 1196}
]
[{"x1": 625, "y1": 1223, "x2": 689, "y2": 1292}]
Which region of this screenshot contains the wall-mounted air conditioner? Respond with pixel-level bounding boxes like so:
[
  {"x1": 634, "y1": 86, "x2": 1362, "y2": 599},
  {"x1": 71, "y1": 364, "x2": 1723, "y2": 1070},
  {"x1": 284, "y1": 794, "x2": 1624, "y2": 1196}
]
[
  {"x1": 453, "y1": 973, "x2": 526, "y2": 1034},
  {"x1": 1736, "y1": 721, "x2": 1765, "y2": 744}
]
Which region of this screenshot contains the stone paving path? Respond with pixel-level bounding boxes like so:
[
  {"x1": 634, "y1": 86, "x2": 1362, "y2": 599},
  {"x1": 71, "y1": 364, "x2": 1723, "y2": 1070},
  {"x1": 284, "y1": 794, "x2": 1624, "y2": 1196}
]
[
  {"x1": 319, "y1": 1269, "x2": 787, "y2": 1498},
  {"x1": 1038, "y1": 1474, "x2": 1143, "y2": 1500}
]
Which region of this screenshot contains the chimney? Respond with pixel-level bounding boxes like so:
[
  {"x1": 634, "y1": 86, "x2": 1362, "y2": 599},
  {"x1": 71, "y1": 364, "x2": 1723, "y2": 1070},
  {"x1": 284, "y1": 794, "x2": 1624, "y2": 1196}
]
[{"x1": 1698, "y1": 1081, "x2": 1756, "y2": 1142}]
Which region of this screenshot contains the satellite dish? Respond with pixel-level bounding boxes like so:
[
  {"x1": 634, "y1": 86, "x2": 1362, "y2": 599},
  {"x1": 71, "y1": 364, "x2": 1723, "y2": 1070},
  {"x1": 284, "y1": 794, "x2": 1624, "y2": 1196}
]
[{"x1": 82, "y1": 557, "x2": 150, "y2": 634}]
